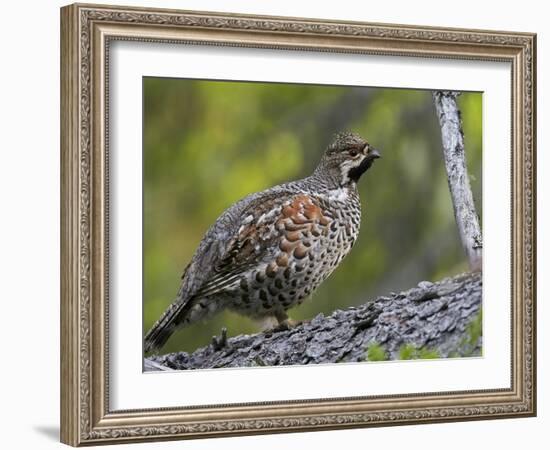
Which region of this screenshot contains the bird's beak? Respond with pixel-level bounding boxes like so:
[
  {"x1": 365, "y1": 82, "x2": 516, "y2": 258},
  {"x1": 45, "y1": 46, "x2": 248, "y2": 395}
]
[{"x1": 368, "y1": 148, "x2": 381, "y2": 159}]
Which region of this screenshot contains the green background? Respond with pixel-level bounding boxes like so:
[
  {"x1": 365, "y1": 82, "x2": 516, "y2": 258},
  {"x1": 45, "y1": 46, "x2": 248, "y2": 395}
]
[{"x1": 143, "y1": 78, "x2": 482, "y2": 354}]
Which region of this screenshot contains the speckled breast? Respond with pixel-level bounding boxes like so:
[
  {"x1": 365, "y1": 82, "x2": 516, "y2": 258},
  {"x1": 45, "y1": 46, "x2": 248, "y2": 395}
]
[{"x1": 228, "y1": 189, "x2": 361, "y2": 318}]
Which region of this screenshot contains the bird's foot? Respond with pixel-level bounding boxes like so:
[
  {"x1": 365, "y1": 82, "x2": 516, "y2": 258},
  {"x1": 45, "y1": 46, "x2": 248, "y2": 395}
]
[
  {"x1": 211, "y1": 327, "x2": 228, "y2": 351},
  {"x1": 272, "y1": 318, "x2": 303, "y2": 333}
]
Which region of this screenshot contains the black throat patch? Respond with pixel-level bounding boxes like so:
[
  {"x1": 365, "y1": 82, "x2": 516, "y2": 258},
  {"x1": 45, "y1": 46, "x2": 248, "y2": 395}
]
[{"x1": 347, "y1": 157, "x2": 376, "y2": 183}]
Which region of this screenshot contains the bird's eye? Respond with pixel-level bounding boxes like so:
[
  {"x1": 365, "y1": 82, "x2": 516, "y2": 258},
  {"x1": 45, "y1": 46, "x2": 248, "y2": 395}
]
[{"x1": 349, "y1": 149, "x2": 359, "y2": 157}]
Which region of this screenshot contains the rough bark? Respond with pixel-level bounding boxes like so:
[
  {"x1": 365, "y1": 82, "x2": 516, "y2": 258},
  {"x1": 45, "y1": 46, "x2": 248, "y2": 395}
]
[
  {"x1": 433, "y1": 91, "x2": 483, "y2": 272},
  {"x1": 146, "y1": 272, "x2": 482, "y2": 371}
]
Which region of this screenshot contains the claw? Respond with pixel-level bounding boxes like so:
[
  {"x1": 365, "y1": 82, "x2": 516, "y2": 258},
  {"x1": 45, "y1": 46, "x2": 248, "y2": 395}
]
[{"x1": 211, "y1": 327, "x2": 228, "y2": 350}]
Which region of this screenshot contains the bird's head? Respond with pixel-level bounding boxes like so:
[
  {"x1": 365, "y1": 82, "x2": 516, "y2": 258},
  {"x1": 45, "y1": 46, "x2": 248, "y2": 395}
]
[{"x1": 316, "y1": 132, "x2": 381, "y2": 187}]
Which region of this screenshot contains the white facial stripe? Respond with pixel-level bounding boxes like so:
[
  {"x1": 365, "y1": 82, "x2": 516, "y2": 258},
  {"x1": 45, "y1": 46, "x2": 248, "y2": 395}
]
[{"x1": 339, "y1": 156, "x2": 365, "y2": 185}]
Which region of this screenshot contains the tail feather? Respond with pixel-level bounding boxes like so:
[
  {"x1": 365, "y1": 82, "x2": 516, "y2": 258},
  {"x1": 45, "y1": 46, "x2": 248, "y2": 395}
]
[{"x1": 144, "y1": 300, "x2": 190, "y2": 354}]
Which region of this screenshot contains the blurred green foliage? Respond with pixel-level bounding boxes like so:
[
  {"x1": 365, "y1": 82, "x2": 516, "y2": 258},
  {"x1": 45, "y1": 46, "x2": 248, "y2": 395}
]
[
  {"x1": 362, "y1": 343, "x2": 441, "y2": 362},
  {"x1": 143, "y1": 78, "x2": 482, "y2": 354},
  {"x1": 365, "y1": 343, "x2": 388, "y2": 362},
  {"x1": 457, "y1": 309, "x2": 483, "y2": 357},
  {"x1": 398, "y1": 344, "x2": 440, "y2": 360}
]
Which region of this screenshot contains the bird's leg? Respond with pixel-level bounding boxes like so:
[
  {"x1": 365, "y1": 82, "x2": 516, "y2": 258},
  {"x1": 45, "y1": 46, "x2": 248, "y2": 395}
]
[
  {"x1": 258, "y1": 312, "x2": 302, "y2": 334},
  {"x1": 257, "y1": 316, "x2": 279, "y2": 331},
  {"x1": 272, "y1": 311, "x2": 302, "y2": 332},
  {"x1": 211, "y1": 327, "x2": 228, "y2": 351}
]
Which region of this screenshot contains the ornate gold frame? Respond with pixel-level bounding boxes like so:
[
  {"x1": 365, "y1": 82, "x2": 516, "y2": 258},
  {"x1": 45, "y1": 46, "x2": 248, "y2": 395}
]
[{"x1": 60, "y1": 2, "x2": 536, "y2": 446}]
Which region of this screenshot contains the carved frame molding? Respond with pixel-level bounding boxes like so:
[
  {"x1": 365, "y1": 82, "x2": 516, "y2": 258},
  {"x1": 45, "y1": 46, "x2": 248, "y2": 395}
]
[{"x1": 60, "y1": 3, "x2": 536, "y2": 446}]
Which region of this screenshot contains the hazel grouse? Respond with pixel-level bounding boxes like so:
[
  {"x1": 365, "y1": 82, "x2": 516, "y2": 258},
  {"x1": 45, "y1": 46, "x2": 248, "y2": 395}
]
[{"x1": 144, "y1": 132, "x2": 380, "y2": 353}]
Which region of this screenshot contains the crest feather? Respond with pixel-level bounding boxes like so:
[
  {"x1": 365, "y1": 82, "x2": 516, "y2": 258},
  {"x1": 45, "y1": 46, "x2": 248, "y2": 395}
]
[{"x1": 327, "y1": 131, "x2": 366, "y2": 153}]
